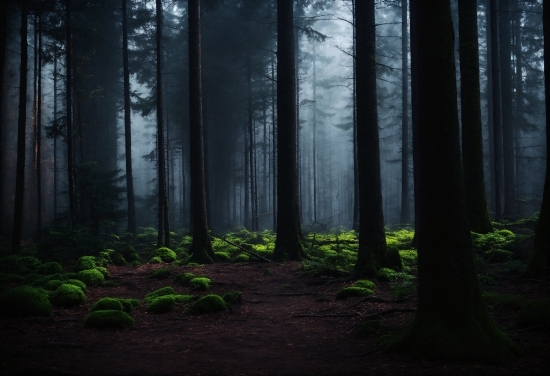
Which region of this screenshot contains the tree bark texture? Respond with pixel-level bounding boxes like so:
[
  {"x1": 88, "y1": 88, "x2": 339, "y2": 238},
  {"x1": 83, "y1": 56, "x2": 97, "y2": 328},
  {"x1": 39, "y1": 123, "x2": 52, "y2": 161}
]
[
  {"x1": 400, "y1": 0, "x2": 410, "y2": 225},
  {"x1": 0, "y1": 0, "x2": 6, "y2": 239},
  {"x1": 66, "y1": 0, "x2": 75, "y2": 227}
]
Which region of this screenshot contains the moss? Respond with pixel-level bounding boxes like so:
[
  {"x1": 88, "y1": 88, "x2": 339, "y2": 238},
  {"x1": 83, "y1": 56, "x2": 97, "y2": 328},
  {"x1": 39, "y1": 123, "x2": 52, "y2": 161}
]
[
  {"x1": 91, "y1": 297, "x2": 124, "y2": 312},
  {"x1": 391, "y1": 281, "x2": 417, "y2": 299},
  {"x1": 153, "y1": 247, "x2": 177, "y2": 263},
  {"x1": 65, "y1": 279, "x2": 87, "y2": 291},
  {"x1": 0, "y1": 273, "x2": 25, "y2": 284},
  {"x1": 118, "y1": 298, "x2": 140, "y2": 313},
  {"x1": 223, "y1": 291, "x2": 243, "y2": 304},
  {"x1": 516, "y1": 299, "x2": 550, "y2": 331},
  {"x1": 96, "y1": 249, "x2": 113, "y2": 266},
  {"x1": 111, "y1": 252, "x2": 126, "y2": 266},
  {"x1": 31, "y1": 273, "x2": 65, "y2": 287},
  {"x1": 121, "y1": 246, "x2": 139, "y2": 262},
  {"x1": 94, "y1": 266, "x2": 110, "y2": 278},
  {"x1": 234, "y1": 253, "x2": 250, "y2": 262},
  {"x1": 146, "y1": 295, "x2": 176, "y2": 314},
  {"x1": 376, "y1": 268, "x2": 397, "y2": 281},
  {"x1": 77, "y1": 269, "x2": 105, "y2": 286},
  {"x1": 84, "y1": 310, "x2": 134, "y2": 329},
  {"x1": 190, "y1": 277, "x2": 210, "y2": 290},
  {"x1": 144, "y1": 286, "x2": 175, "y2": 303},
  {"x1": 188, "y1": 294, "x2": 227, "y2": 314},
  {"x1": 359, "y1": 319, "x2": 382, "y2": 335},
  {"x1": 74, "y1": 256, "x2": 96, "y2": 271},
  {"x1": 44, "y1": 279, "x2": 65, "y2": 291},
  {"x1": 50, "y1": 284, "x2": 86, "y2": 308},
  {"x1": 19, "y1": 256, "x2": 41, "y2": 273},
  {"x1": 147, "y1": 268, "x2": 172, "y2": 280},
  {"x1": 399, "y1": 250, "x2": 418, "y2": 274},
  {"x1": 385, "y1": 246, "x2": 403, "y2": 271},
  {"x1": 174, "y1": 272, "x2": 195, "y2": 285},
  {"x1": 0, "y1": 286, "x2": 53, "y2": 318},
  {"x1": 478, "y1": 275, "x2": 497, "y2": 286},
  {"x1": 36, "y1": 262, "x2": 64, "y2": 275},
  {"x1": 354, "y1": 280, "x2": 376, "y2": 289},
  {"x1": 149, "y1": 256, "x2": 163, "y2": 264},
  {"x1": 215, "y1": 252, "x2": 231, "y2": 261},
  {"x1": 483, "y1": 293, "x2": 528, "y2": 311},
  {"x1": 335, "y1": 287, "x2": 374, "y2": 300},
  {"x1": 482, "y1": 249, "x2": 514, "y2": 263}
]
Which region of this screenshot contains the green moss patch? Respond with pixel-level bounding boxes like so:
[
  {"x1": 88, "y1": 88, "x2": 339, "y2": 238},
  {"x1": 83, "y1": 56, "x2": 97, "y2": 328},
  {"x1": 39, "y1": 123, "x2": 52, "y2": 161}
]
[
  {"x1": 0, "y1": 286, "x2": 53, "y2": 318},
  {"x1": 188, "y1": 294, "x2": 227, "y2": 314},
  {"x1": 190, "y1": 277, "x2": 210, "y2": 290},
  {"x1": 50, "y1": 284, "x2": 86, "y2": 308},
  {"x1": 215, "y1": 252, "x2": 231, "y2": 261},
  {"x1": 223, "y1": 291, "x2": 243, "y2": 304},
  {"x1": 153, "y1": 247, "x2": 177, "y2": 263},
  {"x1": 335, "y1": 287, "x2": 374, "y2": 300},
  {"x1": 376, "y1": 268, "x2": 397, "y2": 281},
  {"x1": 482, "y1": 249, "x2": 514, "y2": 263},
  {"x1": 111, "y1": 252, "x2": 126, "y2": 266},
  {"x1": 174, "y1": 272, "x2": 195, "y2": 285},
  {"x1": 359, "y1": 319, "x2": 382, "y2": 335},
  {"x1": 516, "y1": 299, "x2": 550, "y2": 331},
  {"x1": 36, "y1": 262, "x2": 64, "y2": 275},
  {"x1": 74, "y1": 256, "x2": 97, "y2": 271},
  {"x1": 147, "y1": 268, "x2": 172, "y2": 280},
  {"x1": 234, "y1": 253, "x2": 250, "y2": 262},
  {"x1": 91, "y1": 297, "x2": 124, "y2": 312},
  {"x1": 144, "y1": 286, "x2": 175, "y2": 303},
  {"x1": 146, "y1": 295, "x2": 176, "y2": 314},
  {"x1": 84, "y1": 310, "x2": 134, "y2": 329},
  {"x1": 94, "y1": 267, "x2": 110, "y2": 278},
  {"x1": 149, "y1": 256, "x2": 163, "y2": 264},
  {"x1": 0, "y1": 273, "x2": 25, "y2": 284},
  {"x1": 77, "y1": 269, "x2": 105, "y2": 286},
  {"x1": 121, "y1": 246, "x2": 139, "y2": 262},
  {"x1": 354, "y1": 280, "x2": 376, "y2": 289}
]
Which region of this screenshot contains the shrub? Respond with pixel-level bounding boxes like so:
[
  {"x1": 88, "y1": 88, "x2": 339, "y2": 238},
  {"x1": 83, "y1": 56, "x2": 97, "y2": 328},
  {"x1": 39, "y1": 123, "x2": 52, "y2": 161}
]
[
  {"x1": 36, "y1": 262, "x2": 64, "y2": 275},
  {"x1": 353, "y1": 280, "x2": 376, "y2": 289},
  {"x1": 223, "y1": 291, "x2": 243, "y2": 304},
  {"x1": 147, "y1": 268, "x2": 172, "y2": 280},
  {"x1": 174, "y1": 272, "x2": 195, "y2": 285},
  {"x1": 190, "y1": 277, "x2": 210, "y2": 290},
  {"x1": 77, "y1": 269, "x2": 105, "y2": 286},
  {"x1": 153, "y1": 247, "x2": 177, "y2": 263},
  {"x1": 215, "y1": 252, "x2": 231, "y2": 261},
  {"x1": 84, "y1": 310, "x2": 134, "y2": 329},
  {"x1": 335, "y1": 287, "x2": 374, "y2": 300},
  {"x1": 111, "y1": 253, "x2": 126, "y2": 266},
  {"x1": 144, "y1": 286, "x2": 175, "y2": 303},
  {"x1": 149, "y1": 256, "x2": 163, "y2": 264},
  {"x1": 74, "y1": 256, "x2": 96, "y2": 271},
  {"x1": 188, "y1": 294, "x2": 227, "y2": 314},
  {"x1": 50, "y1": 284, "x2": 86, "y2": 308},
  {"x1": 146, "y1": 295, "x2": 176, "y2": 314},
  {"x1": 91, "y1": 297, "x2": 123, "y2": 312},
  {"x1": 516, "y1": 299, "x2": 550, "y2": 331},
  {"x1": 0, "y1": 286, "x2": 53, "y2": 318}
]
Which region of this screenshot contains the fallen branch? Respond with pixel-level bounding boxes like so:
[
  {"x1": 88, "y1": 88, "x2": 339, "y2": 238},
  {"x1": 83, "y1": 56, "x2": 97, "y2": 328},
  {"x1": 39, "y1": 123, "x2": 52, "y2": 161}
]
[
  {"x1": 360, "y1": 308, "x2": 416, "y2": 320},
  {"x1": 342, "y1": 347, "x2": 382, "y2": 357},
  {"x1": 213, "y1": 235, "x2": 273, "y2": 263},
  {"x1": 292, "y1": 312, "x2": 359, "y2": 318}
]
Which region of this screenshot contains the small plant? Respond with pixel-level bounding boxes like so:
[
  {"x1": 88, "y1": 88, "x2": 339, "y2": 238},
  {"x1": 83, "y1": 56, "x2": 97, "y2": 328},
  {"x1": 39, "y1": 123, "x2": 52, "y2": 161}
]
[
  {"x1": 74, "y1": 256, "x2": 97, "y2": 271},
  {"x1": 77, "y1": 269, "x2": 105, "y2": 286},
  {"x1": 188, "y1": 294, "x2": 227, "y2": 314},
  {"x1": 146, "y1": 295, "x2": 176, "y2": 314},
  {"x1": 174, "y1": 272, "x2": 195, "y2": 285},
  {"x1": 147, "y1": 268, "x2": 172, "y2": 280},
  {"x1": 144, "y1": 286, "x2": 175, "y2": 303},
  {"x1": 335, "y1": 287, "x2": 374, "y2": 300},
  {"x1": 91, "y1": 297, "x2": 124, "y2": 312},
  {"x1": 223, "y1": 291, "x2": 243, "y2": 304},
  {"x1": 0, "y1": 286, "x2": 53, "y2": 318},
  {"x1": 153, "y1": 247, "x2": 177, "y2": 263},
  {"x1": 36, "y1": 261, "x2": 64, "y2": 275},
  {"x1": 190, "y1": 277, "x2": 210, "y2": 290},
  {"x1": 84, "y1": 310, "x2": 134, "y2": 329},
  {"x1": 353, "y1": 280, "x2": 376, "y2": 289},
  {"x1": 50, "y1": 284, "x2": 86, "y2": 308}
]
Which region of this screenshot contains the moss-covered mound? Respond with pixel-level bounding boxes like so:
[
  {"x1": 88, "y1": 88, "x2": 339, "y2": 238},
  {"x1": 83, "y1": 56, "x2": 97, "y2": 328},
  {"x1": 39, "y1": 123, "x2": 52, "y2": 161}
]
[
  {"x1": 144, "y1": 286, "x2": 175, "y2": 303},
  {"x1": 36, "y1": 262, "x2": 64, "y2": 275},
  {"x1": 111, "y1": 252, "x2": 126, "y2": 266},
  {"x1": 376, "y1": 268, "x2": 397, "y2": 281},
  {"x1": 84, "y1": 310, "x2": 134, "y2": 329},
  {"x1": 359, "y1": 319, "x2": 382, "y2": 335},
  {"x1": 174, "y1": 272, "x2": 195, "y2": 285},
  {"x1": 335, "y1": 287, "x2": 374, "y2": 300},
  {"x1": 516, "y1": 299, "x2": 550, "y2": 331},
  {"x1": 0, "y1": 273, "x2": 25, "y2": 284},
  {"x1": 44, "y1": 278, "x2": 87, "y2": 292},
  {"x1": 234, "y1": 253, "x2": 250, "y2": 262},
  {"x1": 121, "y1": 246, "x2": 139, "y2": 263},
  {"x1": 0, "y1": 286, "x2": 53, "y2": 318},
  {"x1": 223, "y1": 291, "x2": 243, "y2": 304},
  {"x1": 146, "y1": 295, "x2": 176, "y2": 314},
  {"x1": 74, "y1": 256, "x2": 97, "y2": 271},
  {"x1": 354, "y1": 280, "x2": 376, "y2": 289},
  {"x1": 50, "y1": 284, "x2": 86, "y2": 308},
  {"x1": 77, "y1": 269, "x2": 105, "y2": 286},
  {"x1": 188, "y1": 294, "x2": 226, "y2": 314},
  {"x1": 147, "y1": 268, "x2": 172, "y2": 280},
  {"x1": 94, "y1": 267, "x2": 110, "y2": 278},
  {"x1": 190, "y1": 277, "x2": 210, "y2": 290},
  {"x1": 91, "y1": 297, "x2": 124, "y2": 312},
  {"x1": 153, "y1": 247, "x2": 177, "y2": 263},
  {"x1": 149, "y1": 256, "x2": 163, "y2": 264},
  {"x1": 119, "y1": 298, "x2": 140, "y2": 313}
]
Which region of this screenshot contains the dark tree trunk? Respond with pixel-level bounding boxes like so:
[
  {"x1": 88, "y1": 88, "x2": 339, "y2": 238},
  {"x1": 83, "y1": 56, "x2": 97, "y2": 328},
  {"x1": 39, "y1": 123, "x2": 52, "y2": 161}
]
[
  {"x1": 351, "y1": 0, "x2": 359, "y2": 232},
  {"x1": 354, "y1": 0, "x2": 387, "y2": 277},
  {"x1": 0, "y1": 0, "x2": 6, "y2": 239},
  {"x1": 273, "y1": 0, "x2": 305, "y2": 261},
  {"x1": 410, "y1": 0, "x2": 420, "y2": 247},
  {"x1": 66, "y1": 0, "x2": 75, "y2": 227},
  {"x1": 486, "y1": 0, "x2": 496, "y2": 215},
  {"x1": 188, "y1": 0, "x2": 214, "y2": 263},
  {"x1": 524, "y1": 0, "x2": 550, "y2": 278},
  {"x1": 53, "y1": 48, "x2": 58, "y2": 220},
  {"x1": 458, "y1": 0, "x2": 493, "y2": 234},
  {"x1": 122, "y1": 0, "x2": 136, "y2": 235},
  {"x1": 389, "y1": 0, "x2": 518, "y2": 361},
  {"x1": 271, "y1": 54, "x2": 277, "y2": 232},
  {"x1": 312, "y1": 50, "x2": 317, "y2": 224},
  {"x1": 12, "y1": 1, "x2": 28, "y2": 253},
  {"x1": 400, "y1": 0, "x2": 410, "y2": 225},
  {"x1": 513, "y1": 0, "x2": 523, "y2": 213},
  {"x1": 36, "y1": 11, "x2": 43, "y2": 240}
]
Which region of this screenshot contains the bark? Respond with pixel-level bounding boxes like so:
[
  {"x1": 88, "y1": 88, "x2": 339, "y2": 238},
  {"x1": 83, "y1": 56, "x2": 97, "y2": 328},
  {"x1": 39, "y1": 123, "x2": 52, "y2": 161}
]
[
  {"x1": 400, "y1": 0, "x2": 410, "y2": 225},
  {"x1": 486, "y1": 0, "x2": 496, "y2": 215},
  {"x1": 458, "y1": 0, "x2": 493, "y2": 234},
  {"x1": 273, "y1": 0, "x2": 305, "y2": 261},
  {"x1": 312, "y1": 49, "x2": 317, "y2": 224},
  {"x1": 122, "y1": 0, "x2": 136, "y2": 235},
  {"x1": 410, "y1": 0, "x2": 420, "y2": 247},
  {"x1": 271, "y1": 54, "x2": 277, "y2": 232},
  {"x1": 53, "y1": 49, "x2": 58, "y2": 220},
  {"x1": 188, "y1": 0, "x2": 214, "y2": 263},
  {"x1": 513, "y1": 0, "x2": 523, "y2": 213},
  {"x1": 36, "y1": 12, "x2": 43, "y2": 240},
  {"x1": 66, "y1": 0, "x2": 75, "y2": 227},
  {"x1": 524, "y1": 0, "x2": 550, "y2": 279},
  {"x1": 12, "y1": 1, "x2": 28, "y2": 252},
  {"x1": 354, "y1": 0, "x2": 387, "y2": 277},
  {"x1": 0, "y1": 0, "x2": 6, "y2": 239},
  {"x1": 389, "y1": 0, "x2": 518, "y2": 361}
]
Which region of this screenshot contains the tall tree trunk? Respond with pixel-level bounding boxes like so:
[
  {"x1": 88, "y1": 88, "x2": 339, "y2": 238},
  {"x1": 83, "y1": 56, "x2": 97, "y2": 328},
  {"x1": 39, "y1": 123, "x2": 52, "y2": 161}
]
[
  {"x1": 312, "y1": 49, "x2": 317, "y2": 224},
  {"x1": 36, "y1": 11, "x2": 42, "y2": 240},
  {"x1": 410, "y1": 0, "x2": 420, "y2": 247},
  {"x1": 351, "y1": 0, "x2": 359, "y2": 232},
  {"x1": 12, "y1": 1, "x2": 28, "y2": 253},
  {"x1": 389, "y1": 0, "x2": 518, "y2": 361},
  {"x1": 513, "y1": 0, "x2": 523, "y2": 214},
  {"x1": 271, "y1": 52, "x2": 277, "y2": 231},
  {"x1": 458, "y1": 0, "x2": 493, "y2": 234},
  {"x1": 122, "y1": 0, "x2": 136, "y2": 235},
  {"x1": 188, "y1": 0, "x2": 214, "y2": 263},
  {"x1": 486, "y1": 0, "x2": 496, "y2": 215},
  {"x1": 244, "y1": 100, "x2": 250, "y2": 229},
  {"x1": 66, "y1": 0, "x2": 75, "y2": 227},
  {"x1": 400, "y1": 0, "x2": 410, "y2": 225},
  {"x1": 524, "y1": 0, "x2": 550, "y2": 278},
  {"x1": 0, "y1": 0, "x2": 7, "y2": 239},
  {"x1": 273, "y1": 0, "x2": 305, "y2": 261},
  {"x1": 354, "y1": 0, "x2": 387, "y2": 277},
  {"x1": 53, "y1": 48, "x2": 58, "y2": 220}
]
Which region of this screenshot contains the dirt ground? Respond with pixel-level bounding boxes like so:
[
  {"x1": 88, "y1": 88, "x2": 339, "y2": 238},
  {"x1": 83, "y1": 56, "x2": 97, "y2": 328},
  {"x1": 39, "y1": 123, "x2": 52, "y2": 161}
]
[{"x1": 0, "y1": 261, "x2": 549, "y2": 375}]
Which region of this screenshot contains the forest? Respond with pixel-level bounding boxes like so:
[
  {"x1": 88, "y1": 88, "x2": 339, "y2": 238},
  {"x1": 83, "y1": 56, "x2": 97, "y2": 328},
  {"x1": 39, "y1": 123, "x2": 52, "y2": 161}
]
[{"x1": 0, "y1": 0, "x2": 549, "y2": 374}]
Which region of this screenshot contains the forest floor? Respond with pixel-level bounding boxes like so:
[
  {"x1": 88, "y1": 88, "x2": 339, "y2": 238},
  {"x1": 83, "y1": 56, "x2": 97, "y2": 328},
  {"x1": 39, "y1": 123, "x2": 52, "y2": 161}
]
[{"x1": 0, "y1": 261, "x2": 549, "y2": 376}]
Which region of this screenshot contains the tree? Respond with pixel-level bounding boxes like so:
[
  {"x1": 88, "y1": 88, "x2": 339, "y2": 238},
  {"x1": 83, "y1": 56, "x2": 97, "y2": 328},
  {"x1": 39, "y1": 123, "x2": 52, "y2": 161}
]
[
  {"x1": 458, "y1": 0, "x2": 492, "y2": 234},
  {"x1": 400, "y1": 0, "x2": 410, "y2": 225},
  {"x1": 66, "y1": 0, "x2": 75, "y2": 227},
  {"x1": 273, "y1": 0, "x2": 306, "y2": 261},
  {"x1": 524, "y1": 0, "x2": 549, "y2": 279},
  {"x1": 0, "y1": 0, "x2": 8, "y2": 239},
  {"x1": 188, "y1": 0, "x2": 215, "y2": 264},
  {"x1": 389, "y1": 0, "x2": 518, "y2": 361},
  {"x1": 353, "y1": 0, "x2": 388, "y2": 276},
  {"x1": 12, "y1": 0, "x2": 29, "y2": 253}
]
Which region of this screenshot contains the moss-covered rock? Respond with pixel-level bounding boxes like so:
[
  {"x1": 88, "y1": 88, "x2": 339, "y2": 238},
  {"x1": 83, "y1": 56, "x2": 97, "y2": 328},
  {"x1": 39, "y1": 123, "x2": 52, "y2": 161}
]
[
  {"x1": 148, "y1": 256, "x2": 163, "y2": 264},
  {"x1": 354, "y1": 280, "x2": 376, "y2": 289},
  {"x1": 44, "y1": 279, "x2": 65, "y2": 291},
  {"x1": 31, "y1": 273, "x2": 65, "y2": 287},
  {"x1": 188, "y1": 294, "x2": 226, "y2": 314},
  {"x1": 223, "y1": 291, "x2": 243, "y2": 305},
  {"x1": 50, "y1": 284, "x2": 86, "y2": 308},
  {"x1": 190, "y1": 277, "x2": 210, "y2": 290},
  {"x1": 111, "y1": 252, "x2": 126, "y2": 266},
  {"x1": 482, "y1": 249, "x2": 514, "y2": 263},
  {"x1": 84, "y1": 310, "x2": 134, "y2": 329},
  {"x1": 121, "y1": 246, "x2": 139, "y2": 263},
  {"x1": 174, "y1": 272, "x2": 195, "y2": 285},
  {"x1": 359, "y1": 319, "x2": 382, "y2": 335},
  {"x1": 0, "y1": 286, "x2": 53, "y2": 318},
  {"x1": 0, "y1": 273, "x2": 25, "y2": 284},
  {"x1": 146, "y1": 295, "x2": 176, "y2": 314},
  {"x1": 215, "y1": 252, "x2": 231, "y2": 261},
  {"x1": 234, "y1": 253, "x2": 250, "y2": 262},
  {"x1": 144, "y1": 286, "x2": 175, "y2": 303},
  {"x1": 335, "y1": 287, "x2": 374, "y2": 300},
  {"x1": 91, "y1": 297, "x2": 124, "y2": 312},
  {"x1": 36, "y1": 261, "x2": 64, "y2": 275},
  {"x1": 94, "y1": 266, "x2": 110, "y2": 278},
  {"x1": 147, "y1": 268, "x2": 172, "y2": 280},
  {"x1": 153, "y1": 247, "x2": 177, "y2": 263},
  {"x1": 77, "y1": 269, "x2": 105, "y2": 286},
  {"x1": 516, "y1": 299, "x2": 550, "y2": 331},
  {"x1": 74, "y1": 256, "x2": 96, "y2": 271},
  {"x1": 376, "y1": 268, "x2": 397, "y2": 281},
  {"x1": 118, "y1": 298, "x2": 140, "y2": 313}
]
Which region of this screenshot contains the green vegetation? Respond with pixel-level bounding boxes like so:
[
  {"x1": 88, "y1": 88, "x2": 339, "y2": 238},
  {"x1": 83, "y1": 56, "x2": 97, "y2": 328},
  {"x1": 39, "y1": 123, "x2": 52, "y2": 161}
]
[
  {"x1": 74, "y1": 256, "x2": 97, "y2": 271},
  {"x1": 50, "y1": 284, "x2": 86, "y2": 307},
  {"x1": 223, "y1": 291, "x2": 243, "y2": 304},
  {"x1": 94, "y1": 266, "x2": 110, "y2": 278},
  {"x1": 399, "y1": 250, "x2": 418, "y2": 275},
  {"x1": 84, "y1": 310, "x2": 134, "y2": 329},
  {"x1": 77, "y1": 269, "x2": 105, "y2": 286},
  {"x1": 188, "y1": 294, "x2": 227, "y2": 314},
  {"x1": 118, "y1": 298, "x2": 141, "y2": 313},
  {"x1": 0, "y1": 273, "x2": 25, "y2": 284},
  {"x1": 147, "y1": 268, "x2": 172, "y2": 280},
  {"x1": 0, "y1": 286, "x2": 53, "y2": 318},
  {"x1": 234, "y1": 253, "x2": 250, "y2": 262},
  {"x1": 146, "y1": 295, "x2": 176, "y2": 313},
  {"x1": 91, "y1": 297, "x2": 123, "y2": 312},
  {"x1": 111, "y1": 252, "x2": 126, "y2": 266},
  {"x1": 144, "y1": 286, "x2": 175, "y2": 303},
  {"x1": 153, "y1": 247, "x2": 177, "y2": 263},
  {"x1": 354, "y1": 280, "x2": 376, "y2": 289},
  {"x1": 516, "y1": 299, "x2": 550, "y2": 331},
  {"x1": 215, "y1": 251, "x2": 231, "y2": 261},
  {"x1": 174, "y1": 272, "x2": 196, "y2": 285},
  {"x1": 335, "y1": 287, "x2": 374, "y2": 300},
  {"x1": 190, "y1": 277, "x2": 210, "y2": 290},
  {"x1": 44, "y1": 278, "x2": 86, "y2": 292},
  {"x1": 36, "y1": 261, "x2": 64, "y2": 275}
]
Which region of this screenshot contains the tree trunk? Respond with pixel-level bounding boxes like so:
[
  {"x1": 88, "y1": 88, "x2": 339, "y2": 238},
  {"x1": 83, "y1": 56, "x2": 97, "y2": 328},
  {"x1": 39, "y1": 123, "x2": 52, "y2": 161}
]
[
  {"x1": 513, "y1": 0, "x2": 523, "y2": 215},
  {"x1": 271, "y1": 54, "x2": 277, "y2": 232},
  {"x1": 36, "y1": 11, "x2": 43, "y2": 240},
  {"x1": 66, "y1": 0, "x2": 75, "y2": 227},
  {"x1": 122, "y1": 0, "x2": 136, "y2": 235},
  {"x1": 458, "y1": 0, "x2": 493, "y2": 234},
  {"x1": 12, "y1": 0, "x2": 28, "y2": 252},
  {"x1": 0, "y1": 0, "x2": 6, "y2": 239},
  {"x1": 354, "y1": 0, "x2": 387, "y2": 277},
  {"x1": 410, "y1": 0, "x2": 420, "y2": 247},
  {"x1": 389, "y1": 0, "x2": 518, "y2": 361},
  {"x1": 53, "y1": 48, "x2": 58, "y2": 220},
  {"x1": 400, "y1": 0, "x2": 410, "y2": 225},
  {"x1": 524, "y1": 0, "x2": 550, "y2": 279},
  {"x1": 188, "y1": 0, "x2": 214, "y2": 263},
  {"x1": 312, "y1": 49, "x2": 317, "y2": 224},
  {"x1": 273, "y1": 0, "x2": 305, "y2": 261},
  {"x1": 486, "y1": 0, "x2": 496, "y2": 215}
]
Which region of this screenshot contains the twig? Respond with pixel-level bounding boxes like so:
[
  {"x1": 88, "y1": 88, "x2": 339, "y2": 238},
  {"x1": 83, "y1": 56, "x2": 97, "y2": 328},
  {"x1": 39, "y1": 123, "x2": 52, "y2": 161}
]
[
  {"x1": 213, "y1": 235, "x2": 273, "y2": 263},
  {"x1": 342, "y1": 347, "x2": 382, "y2": 357}
]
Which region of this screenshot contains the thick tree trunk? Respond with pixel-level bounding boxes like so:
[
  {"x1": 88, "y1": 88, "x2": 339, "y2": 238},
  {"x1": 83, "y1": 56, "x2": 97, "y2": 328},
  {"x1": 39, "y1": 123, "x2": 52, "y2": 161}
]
[
  {"x1": 273, "y1": 0, "x2": 305, "y2": 261},
  {"x1": 122, "y1": 0, "x2": 136, "y2": 235},
  {"x1": 354, "y1": 0, "x2": 387, "y2": 277},
  {"x1": 0, "y1": 0, "x2": 6, "y2": 239},
  {"x1": 458, "y1": 0, "x2": 493, "y2": 234},
  {"x1": 36, "y1": 12, "x2": 43, "y2": 240},
  {"x1": 271, "y1": 54, "x2": 277, "y2": 232},
  {"x1": 53, "y1": 49, "x2": 58, "y2": 220},
  {"x1": 486, "y1": 0, "x2": 496, "y2": 215},
  {"x1": 12, "y1": 1, "x2": 28, "y2": 252},
  {"x1": 410, "y1": 0, "x2": 420, "y2": 247},
  {"x1": 513, "y1": 0, "x2": 523, "y2": 214},
  {"x1": 389, "y1": 0, "x2": 518, "y2": 361},
  {"x1": 400, "y1": 0, "x2": 410, "y2": 225},
  {"x1": 188, "y1": 0, "x2": 214, "y2": 263},
  {"x1": 66, "y1": 0, "x2": 75, "y2": 227}
]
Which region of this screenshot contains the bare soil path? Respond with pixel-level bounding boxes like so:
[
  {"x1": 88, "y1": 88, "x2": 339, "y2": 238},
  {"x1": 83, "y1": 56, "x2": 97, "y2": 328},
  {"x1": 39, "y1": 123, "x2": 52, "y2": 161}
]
[{"x1": 1, "y1": 262, "x2": 548, "y2": 375}]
